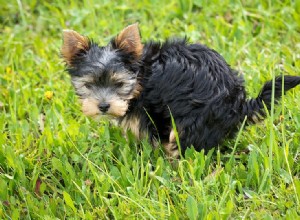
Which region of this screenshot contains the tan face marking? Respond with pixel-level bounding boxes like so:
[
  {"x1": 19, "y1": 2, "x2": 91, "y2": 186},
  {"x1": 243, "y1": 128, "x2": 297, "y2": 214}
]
[
  {"x1": 80, "y1": 97, "x2": 129, "y2": 118},
  {"x1": 80, "y1": 98, "x2": 100, "y2": 117},
  {"x1": 108, "y1": 99, "x2": 128, "y2": 117}
]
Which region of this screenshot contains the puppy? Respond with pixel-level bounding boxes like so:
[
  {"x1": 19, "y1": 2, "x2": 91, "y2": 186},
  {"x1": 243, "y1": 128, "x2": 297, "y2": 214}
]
[{"x1": 61, "y1": 23, "x2": 300, "y2": 158}]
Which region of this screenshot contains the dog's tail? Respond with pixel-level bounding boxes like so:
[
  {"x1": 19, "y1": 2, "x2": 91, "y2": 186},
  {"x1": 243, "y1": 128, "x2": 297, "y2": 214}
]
[{"x1": 242, "y1": 75, "x2": 300, "y2": 123}]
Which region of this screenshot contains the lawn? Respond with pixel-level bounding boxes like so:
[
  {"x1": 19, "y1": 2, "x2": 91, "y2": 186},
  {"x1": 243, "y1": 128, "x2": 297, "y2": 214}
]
[{"x1": 0, "y1": 0, "x2": 300, "y2": 219}]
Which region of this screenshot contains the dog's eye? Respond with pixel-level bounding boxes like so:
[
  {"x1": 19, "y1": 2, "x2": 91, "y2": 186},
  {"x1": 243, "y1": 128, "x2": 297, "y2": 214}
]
[
  {"x1": 85, "y1": 83, "x2": 93, "y2": 89},
  {"x1": 115, "y1": 82, "x2": 124, "y2": 88}
]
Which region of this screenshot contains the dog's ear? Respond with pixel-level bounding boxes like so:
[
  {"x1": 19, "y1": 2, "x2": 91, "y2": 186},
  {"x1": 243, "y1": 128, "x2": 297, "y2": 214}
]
[
  {"x1": 114, "y1": 23, "x2": 143, "y2": 59},
  {"x1": 61, "y1": 30, "x2": 90, "y2": 65}
]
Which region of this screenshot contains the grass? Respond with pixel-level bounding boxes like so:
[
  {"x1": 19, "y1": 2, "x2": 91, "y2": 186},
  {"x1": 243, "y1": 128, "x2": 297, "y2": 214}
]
[{"x1": 0, "y1": 0, "x2": 300, "y2": 219}]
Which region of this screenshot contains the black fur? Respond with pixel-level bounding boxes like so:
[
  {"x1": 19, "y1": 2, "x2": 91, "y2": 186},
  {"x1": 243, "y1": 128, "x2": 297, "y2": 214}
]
[
  {"x1": 127, "y1": 40, "x2": 300, "y2": 153},
  {"x1": 63, "y1": 27, "x2": 300, "y2": 156}
]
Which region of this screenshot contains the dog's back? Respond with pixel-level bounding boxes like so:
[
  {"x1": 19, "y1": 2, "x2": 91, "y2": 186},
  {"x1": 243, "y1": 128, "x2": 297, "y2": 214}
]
[{"x1": 133, "y1": 39, "x2": 247, "y2": 153}]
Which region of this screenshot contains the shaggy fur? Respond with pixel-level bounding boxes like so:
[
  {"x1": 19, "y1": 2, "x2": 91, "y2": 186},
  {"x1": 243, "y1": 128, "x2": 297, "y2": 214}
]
[{"x1": 61, "y1": 24, "x2": 300, "y2": 158}]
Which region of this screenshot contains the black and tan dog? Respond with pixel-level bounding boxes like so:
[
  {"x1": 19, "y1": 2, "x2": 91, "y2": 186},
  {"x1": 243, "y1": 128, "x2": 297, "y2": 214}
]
[{"x1": 61, "y1": 23, "x2": 300, "y2": 158}]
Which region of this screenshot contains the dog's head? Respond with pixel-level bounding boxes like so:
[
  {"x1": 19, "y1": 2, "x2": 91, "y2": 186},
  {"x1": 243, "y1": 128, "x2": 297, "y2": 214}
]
[{"x1": 61, "y1": 24, "x2": 143, "y2": 118}]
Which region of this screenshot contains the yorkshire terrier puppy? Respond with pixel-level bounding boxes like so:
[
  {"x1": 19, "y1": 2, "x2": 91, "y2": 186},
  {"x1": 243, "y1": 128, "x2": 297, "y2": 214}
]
[{"x1": 61, "y1": 23, "x2": 300, "y2": 158}]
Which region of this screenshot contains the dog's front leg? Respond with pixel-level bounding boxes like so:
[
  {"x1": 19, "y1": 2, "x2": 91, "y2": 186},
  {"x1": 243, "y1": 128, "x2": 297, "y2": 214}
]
[{"x1": 163, "y1": 129, "x2": 180, "y2": 159}]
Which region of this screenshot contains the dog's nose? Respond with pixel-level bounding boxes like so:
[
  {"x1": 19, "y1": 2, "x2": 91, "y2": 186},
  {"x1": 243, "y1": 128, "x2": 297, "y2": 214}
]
[{"x1": 99, "y1": 103, "x2": 110, "y2": 113}]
